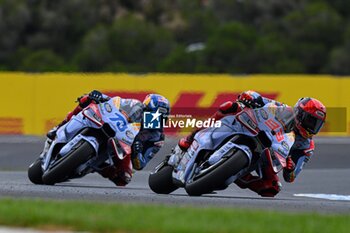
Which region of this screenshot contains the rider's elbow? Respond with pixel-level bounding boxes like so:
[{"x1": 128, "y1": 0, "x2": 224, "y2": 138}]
[
  {"x1": 284, "y1": 178, "x2": 294, "y2": 183},
  {"x1": 132, "y1": 157, "x2": 145, "y2": 170}
]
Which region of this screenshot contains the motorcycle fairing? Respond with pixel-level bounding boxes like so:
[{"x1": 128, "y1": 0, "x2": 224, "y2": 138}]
[
  {"x1": 172, "y1": 115, "x2": 255, "y2": 184},
  {"x1": 42, "y1": 100, "x2": 140, "y2": 174},
  {"x1": 42, "y1": 116, "x2": 101, "y2": 171},
  {"x1": 207, "y1": 141, "x2": 252, "y2": 166},
  {"x1": 193, "y1": 115, "x2": 255, "y2": 151}
]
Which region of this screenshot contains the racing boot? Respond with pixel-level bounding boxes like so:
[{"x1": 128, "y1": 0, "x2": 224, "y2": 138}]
[
  {"x1": 235, "y1": 173, "x2": 261, "y2": 189},
  {"x1": 235, "y1": 165, "x2": 282, "y2": 197},
  {"x1": 258, "y1": 180, "x2": 282, "y2": 197},
  {"x1": 47, "y1": 103, "x2": 85, "y2": 140},
  {"x1": 46, "y1": 119, "x2": 68, "y2": 140},
  {"x1": 109, "y1": 171, "x2": 132, "y2": 186},
  {"x1": 235, "y1": 174, "x2": 281, "y2": 197},
  {"x1": 47, "y1": 126, "x2": 58, "y2": 140}
]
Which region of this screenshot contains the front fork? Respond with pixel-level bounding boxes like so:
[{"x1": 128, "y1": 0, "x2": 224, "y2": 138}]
[
  {"x1": 167, "y1": 145, "x2": 185, "y2": 167},
  {"x1": 166, "y1": 145, "x2": 188, "y2": 185},
  {"x1": 41, "y1": 139, "x2": 56, "y2": 171}
]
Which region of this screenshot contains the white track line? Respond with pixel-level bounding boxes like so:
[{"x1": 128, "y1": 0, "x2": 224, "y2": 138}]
[{"x1": 294, "y1": 194, "x2": 350, "y2": 201}]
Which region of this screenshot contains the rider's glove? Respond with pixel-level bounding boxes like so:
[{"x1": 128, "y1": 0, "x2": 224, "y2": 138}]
[
  {"x1": 284, "y1": 156, "x2": 295, "y2": 173},
  {"x1": 88, "y1": 90, "x2": 104, "y2": 103},
  {"x1": 238, "y1": 91, "x2": 264, "y2": 108},
  {"x1": 132, "y1": 141, "x2": 143, "y2": 155}
]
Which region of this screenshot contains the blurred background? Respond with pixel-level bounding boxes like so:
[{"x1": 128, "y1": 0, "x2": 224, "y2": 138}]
[
  {"x1": 0, "y1": 0, "x2": 349, "y2": 136},
  {"x1": 1, "y1": 0, "x2": 350, "y2": 74},
  {"x1": 0, "y1": 2, "x2": 349, "y2": 226}
]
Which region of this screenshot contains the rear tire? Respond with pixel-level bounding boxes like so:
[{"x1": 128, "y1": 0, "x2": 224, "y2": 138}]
[
  {"x1": 148, "y1": 165, "x2": 178, "y2": 194},
  {"x1": 28, "y1": 159, "x2": 44, "y2": 184},
  {"x1": 42, "y1": 141, "x2": 95, "y2": 185},
  {"x1": 185, "y1": 149, "x2": 249, "y2": 196}
]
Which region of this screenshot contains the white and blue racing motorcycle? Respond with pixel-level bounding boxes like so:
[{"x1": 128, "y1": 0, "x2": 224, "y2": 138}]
[
  {"x1": 28, "y1": 98, "x2": 140, "y2": 185},
  {"x1": 149, "y1": 103, "x2": 295, "y2": 196}
]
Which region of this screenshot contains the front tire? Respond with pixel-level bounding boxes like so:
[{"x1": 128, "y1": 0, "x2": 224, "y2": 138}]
[
  {"x1": 28, "y1": 159, "x2": 44, "y2": 184},
  {"x1": 42, "y1": 141, "x2": 95, "y2": 185},
  {"x1": 185, "y1": 149, "x2": 249, "y2": 196},
  {"x1": 148, "y1": 164, "x2": 178, "y2": 194}
]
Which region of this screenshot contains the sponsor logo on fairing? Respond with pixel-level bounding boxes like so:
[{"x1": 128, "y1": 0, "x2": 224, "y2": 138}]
[
  {"x1": 281, "y1": 141, "x2": 289, "y2": 151},
  {"x1": 104, "y1": 103, "x2": 112, "y2": 113},
  {"x1": 125, "y1": 130, "x2": 134, "y2": 139},
  {"x1": 260, "y1": 109, "x2": 268, "y2": 120}
]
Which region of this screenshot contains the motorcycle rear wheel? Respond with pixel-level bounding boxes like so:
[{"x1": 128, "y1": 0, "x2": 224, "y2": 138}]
[
  {"x1": 42, "y1": 141, "x2": 95, "y2": 185},
  {"x1": 185, "y1": 149, "x2": 249, "y2": 196}
]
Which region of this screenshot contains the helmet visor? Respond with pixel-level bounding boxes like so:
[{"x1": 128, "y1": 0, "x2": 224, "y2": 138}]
[
  {"x1": 301, "y1": 113, "x2": 324, "y2": 134},
  {"x1": 158, "y1": 107, "x2": 168, "y2": 114}
]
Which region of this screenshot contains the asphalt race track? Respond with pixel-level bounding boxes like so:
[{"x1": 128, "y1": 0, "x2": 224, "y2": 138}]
[{"x1": 0, "y1": 136, "x2": 349, "y2": 213}]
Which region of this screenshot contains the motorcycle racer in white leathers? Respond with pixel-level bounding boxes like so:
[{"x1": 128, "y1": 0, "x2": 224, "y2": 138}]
[
  {"x1": 46, "y1": 90, "x2": 170, "y2": 186},
  {"x1": 178, "y1": 90, "x2": 326, "y2": 197}
]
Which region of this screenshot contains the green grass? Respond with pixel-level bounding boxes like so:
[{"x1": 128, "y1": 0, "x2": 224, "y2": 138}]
[{"x1": 0, "y1": 198, "x2": 349, "y2": 233}]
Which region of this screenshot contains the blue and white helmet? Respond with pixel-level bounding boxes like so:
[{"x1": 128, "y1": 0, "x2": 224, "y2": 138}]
[{"x1": 143, "y1": 94, "x2": 170, "y2": 116}]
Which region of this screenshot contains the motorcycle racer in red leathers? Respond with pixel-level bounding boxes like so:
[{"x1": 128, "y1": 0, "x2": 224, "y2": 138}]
[
  {"x1": 179, "y1": 90, "x2": 326, "y2": 197},
  {"x1": 46, "y1": 91, "x2": 170, "y2": 186}
]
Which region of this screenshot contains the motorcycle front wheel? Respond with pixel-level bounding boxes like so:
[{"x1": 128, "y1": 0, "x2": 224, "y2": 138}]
[
  {"x1": 42, "y1": 141, "x2": 95, "y2": 185},
  {"x1": 28, "y1": 158, "x2": 44, "y2": 184},
  {"x1": 148, "y1": 161, "x2": 178, "y2": 194}
]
